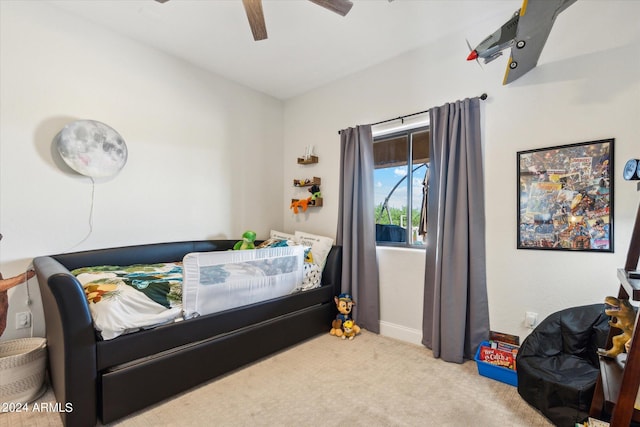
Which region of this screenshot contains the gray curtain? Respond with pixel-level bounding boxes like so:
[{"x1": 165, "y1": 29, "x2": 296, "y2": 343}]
[
  {"x1": 336, "y1": 125, "x2": 380, "y2": 333},
  {"x1": 422, "y1": 97, "x2": 489, "y2": 363}
]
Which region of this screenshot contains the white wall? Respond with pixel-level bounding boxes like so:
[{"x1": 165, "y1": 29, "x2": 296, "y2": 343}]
[
  {"x1": 2, "y1": 1, "x2": 638, "y2": 347},
  {"x1": 0, "y1": 2, "x2": 284, "y2": 339},
  {"x1": 283, "y1": 1, "x2": 640, "y2": 343}
]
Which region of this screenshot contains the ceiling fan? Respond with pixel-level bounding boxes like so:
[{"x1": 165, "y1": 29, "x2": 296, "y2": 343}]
[{"x1": 155, "y1": 0, "x2": 354, "y2": 41}]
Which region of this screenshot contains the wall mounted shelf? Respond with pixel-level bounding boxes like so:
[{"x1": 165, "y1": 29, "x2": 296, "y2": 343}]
[
  {"x1": 291, "y1": 198, "x2": 323, "y2": 207},
  {"x1": 293, "y1": 177, "x2": 321, "y2": 187},
  {"x1": 297, "y1": 156, "x2": 318, "y2": 165},
  {"x1": 292, "y1": 155, "x2": 321, "y2": 213}
]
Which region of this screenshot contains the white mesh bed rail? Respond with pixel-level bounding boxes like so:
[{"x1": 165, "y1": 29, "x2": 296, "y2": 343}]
[{"x1": 182, "y1": 246, "x2": 305, "y2": 319}]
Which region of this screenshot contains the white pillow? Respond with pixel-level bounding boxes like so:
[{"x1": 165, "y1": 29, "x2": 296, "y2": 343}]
[
  {"x1": 298, "y1": 262, "x2": 322, "y2": 292},
  {"x1": 270, "y1": 229, "x2": 296, "y2": 241},
  {"x1": 294, "y1": 231, "x2": 334, "y2": 270}
]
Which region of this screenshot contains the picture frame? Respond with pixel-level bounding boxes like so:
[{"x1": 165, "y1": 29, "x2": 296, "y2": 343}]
[{"x1": 517, "y1": 139, "x2": 614, "y2": 252}]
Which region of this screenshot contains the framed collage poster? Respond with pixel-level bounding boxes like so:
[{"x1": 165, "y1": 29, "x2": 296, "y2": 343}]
[{"x1": 517, "y1": 139, "x2": 614, "y2": 252}]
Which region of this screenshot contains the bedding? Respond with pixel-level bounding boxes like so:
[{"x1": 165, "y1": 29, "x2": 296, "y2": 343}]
[
  {"x1": 72, "y1": 245, "x2": 320, "y2": 340},
  {"x1": 294, "y1": 231, "x2": 334, "y2": 269},
  {"x1": 72, "y1": 263, "x2": 183, "y2": 340},
  {"x1": 270, "y1": 229, "x2": 296, "y2": 241},
  {"x1": 269, "y1": 229, "x2": 335, "y2": 269}
]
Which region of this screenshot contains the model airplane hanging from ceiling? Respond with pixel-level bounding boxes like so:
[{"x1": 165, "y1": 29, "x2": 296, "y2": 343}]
[{"x1": 466, "y1": 0, "x2": 577, "y2": 85}]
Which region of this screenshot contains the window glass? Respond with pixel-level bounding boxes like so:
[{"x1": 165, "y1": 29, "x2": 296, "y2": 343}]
[{"x1": 374, "y1": 127, "x2": 429, "y2": 247}]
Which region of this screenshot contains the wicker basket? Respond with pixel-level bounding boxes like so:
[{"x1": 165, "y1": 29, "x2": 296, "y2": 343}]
[{"x1": 0, "y1": 338, "x2": 47, "y2": 404}]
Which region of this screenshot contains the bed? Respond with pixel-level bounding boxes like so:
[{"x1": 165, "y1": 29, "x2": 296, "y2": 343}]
[{"x1": 33, "y1": 239, "x2": 342, "y2": 427}]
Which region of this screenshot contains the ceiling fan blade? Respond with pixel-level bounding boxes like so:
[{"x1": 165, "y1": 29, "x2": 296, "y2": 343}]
[
  {"x1": 242, "y1": 0, "x2": 268, "y2": 41},
  {"x1": 308, "y1": 0, "x2": 354, "y2": 17}
]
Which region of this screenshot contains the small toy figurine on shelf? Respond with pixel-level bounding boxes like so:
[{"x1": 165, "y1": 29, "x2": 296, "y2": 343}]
[
  {"x1": 308, "y1": 184, "x2": 321, "y2": 205},
  {"x1": 294, "y1": 177, "x2": 320, "y2": 187},
  {"x1": 290, "y1": 198, "x2": 310, "y2": 214},
  {"x1": 304, "y1": 145, "x2": 314, "y2": 161},
  {"x1": 291, "y1": 183, "x2": 322, "y2": 213},
  {"x1": 297, "y1": 146, "x2": 318, "y2": 164}
]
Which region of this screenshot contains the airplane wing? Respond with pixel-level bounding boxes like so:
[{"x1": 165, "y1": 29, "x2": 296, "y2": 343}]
[{"x1": 502, "y1": 0, "x2": 577, "y2": 85}]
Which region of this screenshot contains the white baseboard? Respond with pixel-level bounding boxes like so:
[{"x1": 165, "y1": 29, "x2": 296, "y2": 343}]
[{"x1": 379, "y1": 321, "x2": 422, "y2": 346}]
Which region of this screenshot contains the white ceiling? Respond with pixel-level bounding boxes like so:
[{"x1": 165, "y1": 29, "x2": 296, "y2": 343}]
[{"x1": 46, "y1": 0, "x2": 521, "y2": 100}]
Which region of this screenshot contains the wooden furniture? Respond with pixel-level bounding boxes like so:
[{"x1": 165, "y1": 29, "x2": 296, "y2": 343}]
[
  {"x1": 589, "y1": 200, "x2": 640, "y2": 426},
  {"x1": 293, "y1": 157, "x2": 322, "y2": 209},
  {"x1": 291, "y1": 198, "x2": 323, "y2": 207},
  {"x1": 293, "y1": 176, "x2": 321, "y2": 187},
  {"x1": 297, "y1": 155, "x2": 318, "y2": 164}
]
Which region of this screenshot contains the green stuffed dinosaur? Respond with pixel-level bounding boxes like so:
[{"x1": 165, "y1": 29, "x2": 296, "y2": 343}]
[{"x1": 233, "y1": 230, "x2": 257, "y2": 250}]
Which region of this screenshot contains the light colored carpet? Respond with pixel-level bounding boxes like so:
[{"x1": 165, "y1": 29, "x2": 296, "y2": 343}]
[{"x1": 1, "y1": 331, "x2": 552, "y2": 427}]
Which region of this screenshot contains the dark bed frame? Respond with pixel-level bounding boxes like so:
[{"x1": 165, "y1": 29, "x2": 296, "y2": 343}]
[{"x1": 33, "y1": 240, "x2": 342, "y2": 426}]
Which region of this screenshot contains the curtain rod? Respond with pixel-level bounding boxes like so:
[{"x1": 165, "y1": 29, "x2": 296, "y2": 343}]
[
  {"x1": 370, "y1": 93, "x2": 488, "y2": 127},
  {"x1": 338, "y1": 93, "x2": 488, "y2": 134}
]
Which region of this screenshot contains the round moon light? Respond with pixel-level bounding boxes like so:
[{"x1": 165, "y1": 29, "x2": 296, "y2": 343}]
[{"x1": 56, "y1": 120, "x2": 128, "y2": 178}]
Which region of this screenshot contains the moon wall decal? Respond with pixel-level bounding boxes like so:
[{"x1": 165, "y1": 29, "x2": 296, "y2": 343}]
[{"x1": 56, "y1": 120, "x2": 128, "y2": 178}]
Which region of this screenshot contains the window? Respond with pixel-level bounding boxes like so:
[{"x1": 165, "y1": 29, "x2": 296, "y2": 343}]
[{"x1": 373, "y1": 126, "x2": 429, "y2": 247}]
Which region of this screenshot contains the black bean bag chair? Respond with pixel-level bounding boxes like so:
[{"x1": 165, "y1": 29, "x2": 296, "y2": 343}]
[{"x1": 516, "y1": 303, "x2": 609, "y2": 427}]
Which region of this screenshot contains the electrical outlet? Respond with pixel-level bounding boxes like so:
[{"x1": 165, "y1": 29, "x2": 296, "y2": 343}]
[
  {"x1": 524, "y1": 311, "x2": 538, "y2": 329},
  {"x1": 15, "y1": 312, "x2": 31, "y2": 329}
]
